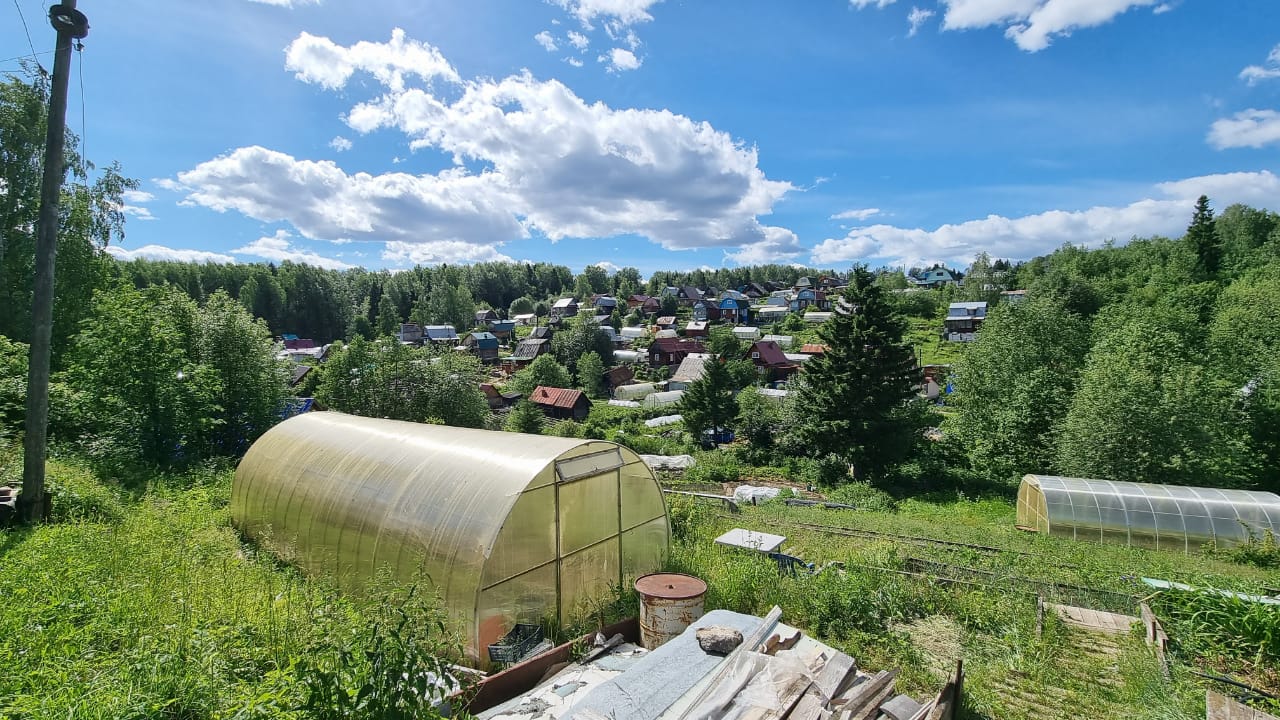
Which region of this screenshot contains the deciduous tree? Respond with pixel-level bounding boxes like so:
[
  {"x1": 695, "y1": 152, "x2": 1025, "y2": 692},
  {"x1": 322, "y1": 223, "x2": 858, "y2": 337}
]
[
  {"x1": 510, "y1": 354, "x2": 572, "y2": 395},
  {"x1": 948, "y1": 296, "x2": 1090, "y2": 482}
]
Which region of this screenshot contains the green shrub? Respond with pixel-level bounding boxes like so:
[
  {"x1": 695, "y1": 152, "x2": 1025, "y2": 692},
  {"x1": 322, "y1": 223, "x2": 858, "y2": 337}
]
[
  {"x1": 826, "y1": 481, "x2": 899, "y2": 512},
  {"x1": 1205, "y1": 528, "x2": 1280, "y2": 569},
  {"x1": 684, "y1": 452, "x2": 741, "y2": 485},
  {"x1": 45, "y1": 460, "x2": 127, "y2": 523}
]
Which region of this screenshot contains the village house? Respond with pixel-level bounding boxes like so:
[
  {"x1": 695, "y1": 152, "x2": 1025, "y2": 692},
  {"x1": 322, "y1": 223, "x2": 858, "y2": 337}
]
[
  {"x1": 528, "y1": 386, "x2": 592, "y2": 421},
  {"x1": 424, "y1": 326, "x2": 459, "y2": 345},
  {"x1": 506, "y1": 338, "x2": 550, "y2": 370},
  {"x1": 479, "y1": 383, "x2": 521, "y2": 410},
  {"x1": 603, "y1": 365, "x2": 635, "y2": 392},
  {"x1": 943, "y1": 301, "x2": 987, "y2": 341},
  {"x1": 488, "y1": 319, "x2": 515, "y2": 341},
  {"x1": 648, "y1": 337, "x2": 707, "y2": 368},
  {"x1": 742, "y1": 282, "x2": 769, "y2": 298},
  {"x1": 684, "y1": 320, "x2": 709, "y2": 338},
  {"x1": 463, "y1": 331, "x2": 500, "y2": 363},
  {"x1": 594, "y1": 296, "x2": 619, "y2": 314},
  {"x1": 474, "y1": 309, "x2": 499, "y2": 326},
  {"x1": 692, "y1": 301, "x2": 721, "y2": 322},
  {"x1": 668, "y1": 354, "x2": 711, "y2": 390},
  {"x1": 550, "y1": 297, "x2": 579, "y2": 320},
  {"x1": 909, "y1": 266, "x2": 961, "y2": 289},
  {"x1": 529, "y1": 325, "x2": 553, "y2": 340},
  {"x1": 626, "y1": 294, "x2": 651, "y2": 310},
  {"x1": 745, "y1": 340, "x2": 798, "y2": 382},
  {"x1": 512, "y1": 313, "x2": 537, "y2": 326},
  {"x1": 655, "y1": 316, "x2": 677, "y2": 331},
  {"x1": 677, "y1": 286, "x2": 702, "y2": 306},
  {"x1": 398, "y1": 323, "x2": 423, "y2": 344}
]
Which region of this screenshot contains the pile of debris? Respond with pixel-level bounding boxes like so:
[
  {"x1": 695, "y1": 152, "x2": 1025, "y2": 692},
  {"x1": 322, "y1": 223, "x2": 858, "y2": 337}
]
[{"x1": 474, "y1": 607, "x2": 961, "y2": 720}]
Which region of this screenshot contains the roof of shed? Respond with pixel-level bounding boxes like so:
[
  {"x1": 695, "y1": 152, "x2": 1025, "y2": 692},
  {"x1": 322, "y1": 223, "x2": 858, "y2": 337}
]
[{"x1": 529, "y1": 386, "x2": 587, "y2": 409}]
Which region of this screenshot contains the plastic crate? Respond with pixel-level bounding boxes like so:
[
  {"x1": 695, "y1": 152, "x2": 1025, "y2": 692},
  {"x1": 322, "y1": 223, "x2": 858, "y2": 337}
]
[{"x1": 487, "y1": 623, "x2": 543, "y2": 665}]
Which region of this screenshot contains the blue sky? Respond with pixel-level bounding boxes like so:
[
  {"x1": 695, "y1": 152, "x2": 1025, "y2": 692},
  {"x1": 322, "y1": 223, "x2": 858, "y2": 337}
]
[{"x1": 4, "y1": 0, "x2": 1279, "y2": 276}]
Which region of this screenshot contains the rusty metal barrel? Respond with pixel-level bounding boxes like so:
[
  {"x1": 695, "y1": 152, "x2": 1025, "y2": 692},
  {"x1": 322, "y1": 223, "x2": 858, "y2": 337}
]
[{"x1": 634, "y1": 573, "x2": 708, "y2": 650}]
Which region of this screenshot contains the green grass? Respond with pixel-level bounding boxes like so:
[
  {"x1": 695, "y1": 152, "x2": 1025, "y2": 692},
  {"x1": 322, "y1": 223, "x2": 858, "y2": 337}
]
[
  {"x1": 667, "y1": 493, "x2": 1278, "y2": 719},
  {"x1": 905, "y1": 317, "x2": 967, "y2": 367},
  {"x1": 0, "y1": 454, "x2": 463, "y2": 719}
]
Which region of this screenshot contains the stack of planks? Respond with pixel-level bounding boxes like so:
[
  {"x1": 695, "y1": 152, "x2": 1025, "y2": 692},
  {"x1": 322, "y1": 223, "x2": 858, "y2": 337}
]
[{"x1": 675, "y1": 607, "x2": 962, "y2": 720}]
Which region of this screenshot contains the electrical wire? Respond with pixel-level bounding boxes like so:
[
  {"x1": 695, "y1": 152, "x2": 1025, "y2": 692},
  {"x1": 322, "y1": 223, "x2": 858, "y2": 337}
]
[
  {"x1": 0, "y1": 48, "x2": 53, "y2": 67},
  {"x1": 76, "y1": 41, "x2": 87, "y2": 181},
  {"x1": 11, "y1": 0, "x2": 44, "y2": 72}
]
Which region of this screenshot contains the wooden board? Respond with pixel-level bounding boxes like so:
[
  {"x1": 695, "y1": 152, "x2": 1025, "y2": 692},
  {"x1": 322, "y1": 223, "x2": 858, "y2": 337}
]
[
  {"x1": 1047, "y1": 603, "x2": 1138, "y2": 635},
  {"x1": 1207, "y1": 690, "x2": 1280, "y2": 720},
  {"x1": 788, "y1": 651, "x2": 857, "y2": 720}
]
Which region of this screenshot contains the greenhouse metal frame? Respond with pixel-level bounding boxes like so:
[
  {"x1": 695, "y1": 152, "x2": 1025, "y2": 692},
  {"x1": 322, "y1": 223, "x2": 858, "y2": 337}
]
[
  {"x1": 1017, "y1": 474, "x2": 1280, "y2": 552},
  {"x1": 231, "y1": 412, "x2": 670, "y2": 663}
]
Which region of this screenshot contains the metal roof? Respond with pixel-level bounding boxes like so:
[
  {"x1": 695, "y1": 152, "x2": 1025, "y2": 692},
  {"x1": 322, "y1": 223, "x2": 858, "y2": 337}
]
[
  {"x1": 529, "y1": 386, "x2": 587, "y2": 410},
  {"x1": 671, "y1": 355, "x2": 710, "y2": 384}
]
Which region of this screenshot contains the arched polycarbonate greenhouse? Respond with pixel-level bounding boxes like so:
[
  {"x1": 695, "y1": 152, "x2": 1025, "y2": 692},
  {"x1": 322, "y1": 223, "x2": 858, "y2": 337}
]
[
  {"x1": 231, "y1": 412, "x2": 670, "y2": 664},
  {"x1": 1017, "y1": 474, "x2": 1280, "y2": 552}
]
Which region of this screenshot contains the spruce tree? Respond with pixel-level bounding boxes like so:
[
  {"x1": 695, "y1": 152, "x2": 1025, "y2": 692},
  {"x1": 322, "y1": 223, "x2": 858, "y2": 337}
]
[
  {"x1": 790, "y1": 266, "x2": 924, "y2": 481},
  {"x1": 1186, "y1": 195, "x2": 1221, "y2": 280},
  {"x1": 679, "y1": 356, "x2": 738, "y2": 445},
  {"x1": 505, "y1": 400, "x2": 545, "y2": 435}
]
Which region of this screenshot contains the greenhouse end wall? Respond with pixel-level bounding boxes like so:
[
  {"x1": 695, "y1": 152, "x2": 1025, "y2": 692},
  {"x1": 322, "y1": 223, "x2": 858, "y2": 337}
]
[
  {"x1": 231, "y1": 412, "x2": 670, "y2": 664},
  {"x1": 1017, "y1": 474, "x2": 1280, "y2": 552}
]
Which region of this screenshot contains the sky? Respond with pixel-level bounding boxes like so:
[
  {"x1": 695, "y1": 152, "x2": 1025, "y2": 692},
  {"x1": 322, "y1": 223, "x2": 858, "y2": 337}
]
[{"x1": 4, "y1": 0, "x2": 1279, "y2": 276}]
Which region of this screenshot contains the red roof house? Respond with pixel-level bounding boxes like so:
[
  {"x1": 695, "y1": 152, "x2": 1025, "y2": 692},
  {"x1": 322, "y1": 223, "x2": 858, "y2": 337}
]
[{"x1": 528, "y1": 386, "x2": 592, "y2": 421}]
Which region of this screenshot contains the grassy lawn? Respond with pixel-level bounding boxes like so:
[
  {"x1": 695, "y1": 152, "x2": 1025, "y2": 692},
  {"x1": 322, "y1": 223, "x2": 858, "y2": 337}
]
[
  {"x1": 667, "y1": 493, "x2": 1279, "y2": 720},
  {"x1": 905, "y1": 316, "x2": 967, "y2": 367},
  {"x1": 0, "y1": 453, "x2": 460, "y2": 719}
]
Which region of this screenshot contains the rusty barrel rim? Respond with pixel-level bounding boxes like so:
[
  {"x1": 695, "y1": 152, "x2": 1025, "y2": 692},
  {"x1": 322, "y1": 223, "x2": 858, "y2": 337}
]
[{"x1": 634, "y1": 572, "x2": 707, "y2": 600}]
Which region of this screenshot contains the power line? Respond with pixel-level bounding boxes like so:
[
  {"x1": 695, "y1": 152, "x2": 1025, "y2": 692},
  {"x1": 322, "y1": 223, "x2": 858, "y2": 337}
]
[
  {"x1": 11, "y1": 0, "x2": 43, "y2": 71},
  {"x1": 76, "y1": 41, "x2": 86, "y2": 181},
  {"x1": 0, "y1": 48, "x2": 54, "y2": 67}
]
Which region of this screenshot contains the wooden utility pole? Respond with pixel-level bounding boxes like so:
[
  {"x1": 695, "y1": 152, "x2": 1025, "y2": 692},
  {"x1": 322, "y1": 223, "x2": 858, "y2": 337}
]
[{"x1": 19, "y1": 1, "x2": 89, "y2": 523}]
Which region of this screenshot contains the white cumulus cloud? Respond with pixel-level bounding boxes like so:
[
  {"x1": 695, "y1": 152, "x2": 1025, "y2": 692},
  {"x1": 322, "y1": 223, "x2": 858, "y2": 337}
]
[
  {"x1": 234, "y1": 229, "x2": 355, "y2": 270},
  {"x1": 566, "y1": 57, "x2": 585, "y2": 67},
  {"x1": 851, "y1": 0, "x2": 897, "y2": 8},
  {"x1": 602, "y1": 48, "x2": 642, "y2": 72},
  {"x1": 831, "y1": 208, "x2": 882, "y2": 221},
  {"x1": 105, "y1": 244, "x2": 235, "y2": 264},
  {"x1": 1207, "y1": 109, "x2": 1280, "y2": 149},
  {"x1": 534, "y1": 31, "x2": 558, "y2": 52},
  {"x1": 1240, "y1": 44, "x2": 1280, "y2": 85},
  {"x1": 173, "y1": 145, "x2": 524, "y2": 247},
  {"x1": 811, "y1": 170, "x2": 1280, "y2": 268},
  {"x1": 329, "y1": 136, "x2": 352, "y2": 152},
  {"x1": 235, "y1": 29, "x2": 792, "y2": 259},
  {"x1": 907, "y1": 6, "x2": 935, "y2": 35},
  {"x1": 567, "y1": 31, "x2": 591, "y2": 50},
  {"x1": 382, "y1": 240, "x2": 513, "y2": 265},
  {"x1": 554, "y1": 0, "x2": 663, "y2": 29},
  {"x1": 284, "y1": 28, "x2": 458, "y2": 91},
  {"x1": 939, "y1": 0, "x2": 1161, "y2": 52},
  {"x1": 122, "y1": 189, "x2": 154, "y2": 203}
]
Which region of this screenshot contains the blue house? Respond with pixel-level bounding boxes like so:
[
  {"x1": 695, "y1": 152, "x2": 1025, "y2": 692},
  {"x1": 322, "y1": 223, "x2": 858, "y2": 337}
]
[
  {"x1": 719, "y1": 293, "x2": 750, "y2": 324},
  {"x1": 488, "y1": 319, "x2": 516, "y2": 341},
  {"x1": 424, "y1": 325, "x2": 459, "y2": 345},
  {"x1": 464, "y1": 331, "x2": 500, "y2": 362}
]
